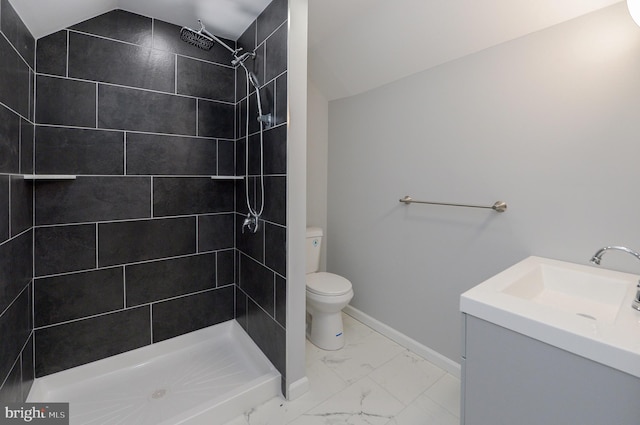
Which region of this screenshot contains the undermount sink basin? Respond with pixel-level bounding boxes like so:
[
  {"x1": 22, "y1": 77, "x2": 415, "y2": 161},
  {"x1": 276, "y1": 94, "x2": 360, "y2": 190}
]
[
  {"x1": 500, "y1": 262, "x2": 629, "y2": 324},
  {"x1": 460, "y1": 256, "x2": 640, "y2": 378}
]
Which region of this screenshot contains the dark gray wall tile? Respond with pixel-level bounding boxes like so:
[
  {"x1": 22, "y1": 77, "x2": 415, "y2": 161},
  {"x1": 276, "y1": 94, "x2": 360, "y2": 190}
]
[
  {"x1": 20, "y1": 118, "x2": 33, "y2": 174},
  {"x1": 69, "y1": 32, "x2": 175, "y2": 93},
  {"x1": 10, "y1": 176, "x2": 32, "y2": 237},
  {"x1": 35, "y1": 30, "x2": 67, "y2": 76},
  {"x1": 237, "y1": 21, "x2": 256, "y2": 56},
  {"x1": 239, "y1": 253, "x2": 274, "y2": 313},
  {"x1": 198, "y1": 213, "x2": 234, "y2": 252},
  {"x1": 34, "y1": 267, "x2": 124, "y2": 327},
  {"x1": 248, "y1": 125, "x2": 286, "y2": 176},
  {"x1": 34, "y1": 224, "x2": 95, "y2": 277},
  {"x1": 126, "y1": 133, "x2": 216, "y2": 175},
  {"x1": 265, "y1": 23, "x2": 287, "y2": 83},
  {"x1": 235, "y1": 176, "x2": 253, "y2": 216},
  {"x1": 0, "y1": 231, "x2": 32, "y2": 311},
  {"x1": 35, "y1": 177, "x2": 150, "y2": 225},
  {"x1": 35, "y1": 306, "x2": 150, "y2": 377},
  {"x1": 256, "y1": 0, "x2": 287, "y2": 46},
  {"x1": 98, "y1": 85, "x2": 196, "y2": 135},
  {"x1": 153, "y1": 177, "x2": 234, "y2": 217},
  {"x1": 247, "y1": 90, "x2": 263, "y2": 136},
  {"x1": 0, "y1": 36, "x2": 29, "y2": 119},
  {"x1": 21, "y1": 335, "x2": 34, "y2": 401},
  {"x1": 35, "y1": 75, "x2": 96, "y2": 127},
  {"x1": 152, "y1": 19, "x2": 233, "y2": 65},
  {"x1": 198, "y1": 99, "x2": 234, "y2": 139},
  {"x1": 35, "y1": 127, "x2": 124, "y2": 175},
  {"x1": 246, "y1": 298, "x2": 285, "y2": 376},
  {"x1": 217, "y1": 249, "x2": 235, "y2": 286},
  {"x1": 236, "y1": 286, "x2": 248, "y2": 331},
  {"x1": 0, "y1": 104, "x2": 20, "y2": 174},
  {"x1": 262, "y1": 176, "x2": 286, "y2": 225},
  {"x1": 152, "y1": 286, "x2": 234, "y2": 343},
  {"x1": 275, "y1": 275, "x2": 285, "y2": 327},
  {"x1": 126, "y1": 253, "x2": 215, "y2": 306},
  {"x1": 265, "y1": 223, "x2": 285, "y2": 276},
  {"x1": 236, "y1": 63, "x2": 247, "y2": 104},
  {"x1": 0, "y1": 176, "x2": 8, "y2": 242},
  {"x1": 218, "y1": 140, "x2": 235, "y2": 176},
  {"x1": 177, "y1": 56, "x2": 234, "y2": 102},
  {"x1": 235, "y1": 138, "x2": 246, "y2": 177},
  {"x1": 237, "y1": 99, "x2": 246, "y2": 139},
  {"x1": 0, "y1": 352, "x2": 22, "y2": 402},
  {"x1": 0, "y1": 288, "x2": 30, "y2": 386},
  {"x1": 274, "y1": 73, "x2": 287, "y2": 126},
  {"x1": 0, "y1": 0, "x2": 34, "y2": 68},
  {"x1": 70, "y1": 10, "x2": 152, "y2": 46},
  {"x1": 28, "y1": 69, "x2": 34, "y2": 122},
  {"x1": 263, "y1": 125, "x2": 286, "y2": 175},
  {"x1": 98, "y1": 217, "x2": 196, "y2": 267}
]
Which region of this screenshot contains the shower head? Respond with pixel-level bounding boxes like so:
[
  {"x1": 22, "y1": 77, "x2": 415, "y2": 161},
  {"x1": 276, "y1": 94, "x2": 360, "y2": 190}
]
[
  {"x1": 180, "y1": 21, "x2": 214, "y2": 50},
  {"x1": 180, "y1": 20, "x2": 239, "y2": 56}
]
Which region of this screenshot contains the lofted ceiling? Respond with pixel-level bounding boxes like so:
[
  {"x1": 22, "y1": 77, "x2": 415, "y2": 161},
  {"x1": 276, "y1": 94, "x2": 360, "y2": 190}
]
[
  {"x1": 10, "y1": 0, "x2": 627, "y2": 101},
  {"x1": 307, "y1": 0, "x2": 625, "y2": 100},
  {"x1": 11, "y1": 0, "x2": 273, "y2": 40}
]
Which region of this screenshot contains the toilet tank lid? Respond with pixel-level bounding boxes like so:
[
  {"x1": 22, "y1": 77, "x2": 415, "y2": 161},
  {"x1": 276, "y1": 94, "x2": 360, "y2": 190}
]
[
  {"x1": 306, "y1": 272, "x2": 352, "y2": 295},
  {"x1": 306, "y1": 227, "x2": 323, "y2": 238}
]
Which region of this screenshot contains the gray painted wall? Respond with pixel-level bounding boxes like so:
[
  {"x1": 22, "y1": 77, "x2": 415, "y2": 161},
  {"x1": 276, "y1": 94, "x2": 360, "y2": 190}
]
[
  {"x1": 307, "y1": 80, "x2": 329, "y2": 271},
  {"x1": 327, "y1": 2, "x2": 640, "y2": 362}
]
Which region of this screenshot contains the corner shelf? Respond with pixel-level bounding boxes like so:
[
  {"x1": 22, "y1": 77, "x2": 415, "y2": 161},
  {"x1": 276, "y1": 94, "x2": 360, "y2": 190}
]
[
  {"x1": 211, "y1": 176, "x2": 244, "y2": 180},
  {"x1": 23, "y1": 174, "x2": 77, "y2": 181},
  {"x1": 22, "y1": 175, "x2": 239, "y2": 181}
]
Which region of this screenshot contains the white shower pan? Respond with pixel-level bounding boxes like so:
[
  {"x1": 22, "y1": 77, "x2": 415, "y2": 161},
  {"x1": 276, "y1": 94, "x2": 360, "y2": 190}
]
[{"x1": 27, "y1": 320, "x2": 281, "y2": 425}]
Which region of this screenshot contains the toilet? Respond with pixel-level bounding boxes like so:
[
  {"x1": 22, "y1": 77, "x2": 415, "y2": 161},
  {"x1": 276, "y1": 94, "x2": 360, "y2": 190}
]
[{"x1": 306, "y1": 227, "x2": 354, "y2": 350}]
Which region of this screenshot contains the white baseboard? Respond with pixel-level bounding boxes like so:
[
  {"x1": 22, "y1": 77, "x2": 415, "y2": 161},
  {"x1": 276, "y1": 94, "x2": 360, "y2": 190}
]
[
  {"x1": 286, "y1": 376, "x2": 310, "y2": 401},
  {"x1": 343, "y1": 305, "x2": 461, "y2": 378}
]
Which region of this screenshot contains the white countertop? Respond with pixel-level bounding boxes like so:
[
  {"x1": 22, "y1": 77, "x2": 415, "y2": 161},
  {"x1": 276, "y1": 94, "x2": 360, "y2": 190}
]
[{"x1": 460, "y1": 256, "x2": 640, "y2": 378}]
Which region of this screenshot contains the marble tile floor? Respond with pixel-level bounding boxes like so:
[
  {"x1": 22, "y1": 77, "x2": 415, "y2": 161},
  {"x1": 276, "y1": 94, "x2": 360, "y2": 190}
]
[{"x1": 224, "y1": 313, "x2": 461, "y2": 425}]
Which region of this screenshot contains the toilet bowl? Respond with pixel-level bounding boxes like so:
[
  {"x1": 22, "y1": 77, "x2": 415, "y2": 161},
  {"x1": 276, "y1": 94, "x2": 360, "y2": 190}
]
[{"x1": 306, "y1": 228, "x2": 354, "y2": 350}]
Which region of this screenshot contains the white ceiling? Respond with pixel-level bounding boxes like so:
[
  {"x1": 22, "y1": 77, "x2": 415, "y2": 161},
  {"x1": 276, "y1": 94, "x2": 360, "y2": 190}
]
[{"x1": 11, "y1": 0, "x2": 626, "y2": 100}]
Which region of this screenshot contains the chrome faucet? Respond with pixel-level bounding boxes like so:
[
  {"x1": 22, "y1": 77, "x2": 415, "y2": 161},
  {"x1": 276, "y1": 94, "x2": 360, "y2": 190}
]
[{"x1": 590, "y1": 246, "x2": 640, "y2": 311}]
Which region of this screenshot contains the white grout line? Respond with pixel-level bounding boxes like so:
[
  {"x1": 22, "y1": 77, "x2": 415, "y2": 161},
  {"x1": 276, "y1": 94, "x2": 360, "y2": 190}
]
[
  {"x1": 8, "y1": 175, "x2": 12, "y2": 239},
  {"x1": 95, "y1": 83, "x2": 98, "y2": 128},
  {"x1": 123, "y1": 266, "x2": 127, "y2": 309},
  {"x1": 123, "y1": 132, "x2": 127, "y2": 175}
]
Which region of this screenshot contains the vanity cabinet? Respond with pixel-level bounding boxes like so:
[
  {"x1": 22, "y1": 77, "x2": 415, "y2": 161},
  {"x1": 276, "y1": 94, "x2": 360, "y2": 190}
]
[{"x1": 461, "y1": 314, "x2": 640, "y2": 425}]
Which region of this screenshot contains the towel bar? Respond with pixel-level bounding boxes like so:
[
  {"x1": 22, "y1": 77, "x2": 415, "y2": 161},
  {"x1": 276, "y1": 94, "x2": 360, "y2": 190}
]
[{"x1": 399, "y1": 196, "x2": 507, "y2": 213}]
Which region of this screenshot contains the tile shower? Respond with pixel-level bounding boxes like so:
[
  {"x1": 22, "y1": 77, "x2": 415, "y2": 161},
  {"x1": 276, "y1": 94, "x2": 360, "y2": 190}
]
[{"x1": 0, "y1": 0, "x2": 289, "y2": 402}]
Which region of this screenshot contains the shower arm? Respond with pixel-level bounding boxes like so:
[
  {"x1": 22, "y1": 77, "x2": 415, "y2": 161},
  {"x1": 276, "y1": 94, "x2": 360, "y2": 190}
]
[{"x1": 198, "y1": 21, "x2": 241, "y2": 55}]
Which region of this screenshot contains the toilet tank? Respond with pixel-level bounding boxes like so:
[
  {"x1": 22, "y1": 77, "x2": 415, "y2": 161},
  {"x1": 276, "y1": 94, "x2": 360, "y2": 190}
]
[{"x1": 306, "y1": 227, "x2": 323, "y2": 274}]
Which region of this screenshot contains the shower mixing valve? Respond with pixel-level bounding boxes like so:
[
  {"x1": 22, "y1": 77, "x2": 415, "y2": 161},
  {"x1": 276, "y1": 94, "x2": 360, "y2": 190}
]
[{"x1": 242, "y1": 214, "x2": 259, "y2": 234}]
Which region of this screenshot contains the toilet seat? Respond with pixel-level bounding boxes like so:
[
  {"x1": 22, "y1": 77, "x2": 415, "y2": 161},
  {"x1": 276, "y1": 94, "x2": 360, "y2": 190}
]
[{"x1": 306, "y1": 272, "x2": 352, "y2": 296}]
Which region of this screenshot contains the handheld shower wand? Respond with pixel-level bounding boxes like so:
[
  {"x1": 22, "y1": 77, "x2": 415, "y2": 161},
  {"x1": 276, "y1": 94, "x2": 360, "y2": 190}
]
[{"x1": 179, "y1": 19, "x2": 270, "y2": 234}]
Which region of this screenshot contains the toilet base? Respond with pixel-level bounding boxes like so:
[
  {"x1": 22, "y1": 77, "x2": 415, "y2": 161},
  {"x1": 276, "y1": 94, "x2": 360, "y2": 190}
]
[{"x1": 307, "y1": 310, "x2": 345, "y2": 351}]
